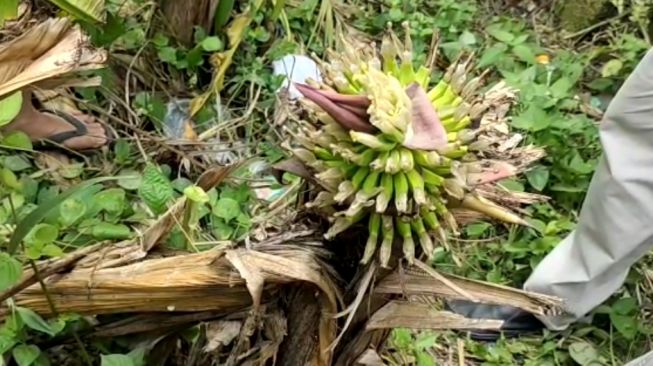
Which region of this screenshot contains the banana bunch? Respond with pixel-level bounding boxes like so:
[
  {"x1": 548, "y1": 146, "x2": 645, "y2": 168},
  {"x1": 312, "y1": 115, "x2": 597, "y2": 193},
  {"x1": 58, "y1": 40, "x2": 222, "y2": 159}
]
[{"x1": 285, "y1": 26, "x2": 530, "y2": 268}]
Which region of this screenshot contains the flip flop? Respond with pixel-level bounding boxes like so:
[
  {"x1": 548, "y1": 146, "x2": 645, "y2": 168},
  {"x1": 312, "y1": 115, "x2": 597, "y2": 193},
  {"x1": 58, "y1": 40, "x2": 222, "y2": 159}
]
[{"x1": 32, "y1": 110, "x2": 115, "y2": 154}]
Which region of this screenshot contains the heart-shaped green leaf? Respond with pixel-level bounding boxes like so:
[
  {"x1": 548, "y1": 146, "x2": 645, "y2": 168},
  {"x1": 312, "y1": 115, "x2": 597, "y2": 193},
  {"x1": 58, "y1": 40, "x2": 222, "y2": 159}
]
[
  {"x1": 17, "y1": 307, "x2": 56, "y2": 336},
  {"x1": 0, "y1": 253, "x2": 22, "y2": 291},
  {"x1": 25, "y1": 224, "x2": 59, "y2": 246},
  {"x1": 213, "y1": 197, "x2": 240, "y2": 222},
  {"x1": 12, "y1": 344, "x2": 40, "y2": 366},
  {"x1": 0, "y1": 92, "x2": 22, "y2": 127},
  {"x1": 1, "y1": 131, "x2": 33, "y2": 150}
]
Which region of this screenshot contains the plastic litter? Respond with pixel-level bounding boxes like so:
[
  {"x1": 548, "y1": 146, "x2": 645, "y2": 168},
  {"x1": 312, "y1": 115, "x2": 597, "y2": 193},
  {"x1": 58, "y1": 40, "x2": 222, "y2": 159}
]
[
  {"x1": 272, "y1": 54, "x2": 323, "y2": 100},
  {"x1": 162, "y1": 98, "x2": 194, "y2": 140}
]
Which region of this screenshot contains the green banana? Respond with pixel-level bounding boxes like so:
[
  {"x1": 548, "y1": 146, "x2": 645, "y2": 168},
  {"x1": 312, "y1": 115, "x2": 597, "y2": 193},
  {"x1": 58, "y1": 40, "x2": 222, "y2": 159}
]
[
  {"x1": 410, "y1": 217, "x2": 435, "y2": 258},
  {"x1": 422, "y1": 168, "x2": 445, "y2": 186},
  {"x1": 427, "y1": 80, "x2": 448, "y2": 101},
  {"x1": 361, "y1": 212, "x2": 381, "y2": 264},
  {"x1": 396, "y1": 217, "x2": 415, "y2": 264},
  {"x1": 385, "y1": 149, "x2": 402, "y2": 174},
  {"x1": 399, "y1": 148, "x2": 415, "y2": 172},
  {"x1": 371, "y1": 151, "x2": 390, "y2": 171},
  {"x1": 376, "y1": 173, "x2": 394, "y2": 213},
  {"x1": 379, "y1": 215, "x2": 395, "y2": 267},
  {"x1": 393, "y1": 172, "x2": 409, "y2": 213},
  {"x1": 350, "y1": 131, "x2": 396, "y2": 151},
  {"x1": 406, "y1": 169, "x2": 427, "y2": 205}
]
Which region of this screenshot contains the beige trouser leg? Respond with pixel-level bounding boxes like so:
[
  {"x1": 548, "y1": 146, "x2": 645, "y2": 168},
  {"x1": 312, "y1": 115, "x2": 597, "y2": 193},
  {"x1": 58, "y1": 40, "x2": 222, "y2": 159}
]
[
  {"x1": 624, "y1": 349, "x2": 653, "y2": 366},
  {"x1": 523, "y1": 47, "x2": 653, "y2": 331}
]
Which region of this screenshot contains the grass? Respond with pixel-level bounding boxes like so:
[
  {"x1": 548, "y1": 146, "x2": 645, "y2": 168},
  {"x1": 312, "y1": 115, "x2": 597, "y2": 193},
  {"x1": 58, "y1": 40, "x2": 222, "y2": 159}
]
[{"x1": 0, "y1": 0, "x2": 652, "y2": 365}]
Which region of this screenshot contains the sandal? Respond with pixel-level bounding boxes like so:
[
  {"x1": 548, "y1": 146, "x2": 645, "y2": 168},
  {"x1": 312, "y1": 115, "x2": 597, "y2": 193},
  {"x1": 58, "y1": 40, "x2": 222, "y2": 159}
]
[{"x1": 32, "y1": 110, "x2": 115, "y2": 154}]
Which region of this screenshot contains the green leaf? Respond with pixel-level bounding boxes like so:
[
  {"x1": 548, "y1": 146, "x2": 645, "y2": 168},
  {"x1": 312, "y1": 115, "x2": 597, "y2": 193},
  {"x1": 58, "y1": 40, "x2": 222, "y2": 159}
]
[
  {"x1": 172, "y1": 178, "x2": 194, "y2": 192},
  {"x1": 213, "y1": 0, "x2": 235, "y2": 31},
  {"x1": 16, "y1": 307, "x2": 56, "y2": 336},
  {"x1": 25, "y1": 224, "x2": 59, "y2": 245},
  {"x1": 0, "y1": 0, "x2": 18, "y2": 27},
  {"x1": 3, "y1": 156, "x2": 31, "y2": 171},
  {"x1": 5, "y1": 191, "x2": 25, "y2": 211},
  {"x1": 0, "y1": 253, "x2": 22, "y2": 291},
  {"x1": 157, "y1": 47, "x2": 177, "y2": 63},
  {"x1": 568, "y1": 341, "x2": 600, "y2": 365},
  {"x1": 221, "y1": 184, "x2": 251, "y2": 203},
  {"x1": 512, "y1": 105, "x2": 550, "y2": 132},
  {"x1": 165, "y1": 228, "x2": 187, "y2": 249},
  {"x1": 392, "y1": 328, "x2": 412, "y2": 349},
  {"x1": 59, "y1": 163, "x2": 84, "y2": 179},
  {"x1": 212, "y1": 219, "x2": 234, "y2": 240},
  {"x1": 526, "y1": 166, "x2": 549, "y2": 191},
  {"x1": 498, "y1": 178, "x2": 525, "y2": 192},
  {"x1": 213, "y1": 198, "x2": 240, "y2": 222},
  {"x1": 611, "y1": 297, "x2": 638, "y2": 315},
  {"x1": 0, "y1": 333, "x2": 18, "y2": 355},
  {"x1": 152, "y1": 33, "x2": 169, "y2": 47},
  {"x1": 526, "y1": 218, "x2": 547, "y2": 234},
  {"x1": 41, "y1": 244, "x2": 63, "y2": 257},
  {"x1": 415, "y1": 351, "x2": 435, "y2": 366},
  {"x1": 601, "y1": 59, "x2": 623, "y2": 78},
  {"x1": 1, "y1": 131, "x2": 33, "y2": 150},
  {"x1": 12, "y1": 344, "x2": 40, "y2": 366},
  {"x1": 91, "y1": 223, "x2": 132, "y2": 240},
  {"x1": 459, "y1": 30, "x2": 476, "y2": 45},
  {"x1": 127, "y1": 346, "x2": 147, "y2": 366},
  {"x1": 511, "y1": 33, "x2": 529, "y2": 45},
  {"x1": 587, "y1": 78, "x2": 614, "y2": 92},
  {"x1": 610, "y1": 313, "x2": 638, "y2": 339},
  {"x1": 1, "y1": 168, "x2": 21, "y2": 190},
  {"x1": 486, "y1": 25, "x2": 514, "y2": 43},
  {"x1": 568, "y1": 153, "x2": 594, "y2": 175},
  {"x1": 465, "y1": 222, "x2": 491, "y2": 237},
  {"x1": 0, "y1": 92, "x2": 22, "y2": 127},
  {"x1": 200, "y1": 36, "x2": 223, "y2": 51},
  {"x1": 186, "y1": 47, "x2": 204, "y2": 68},
  {"x1": 45, "y1": 0, "x2": 105, "y2": 23},
  {"x1": 133, "y1": 92, "x2": 166, "y2": 123},
  {"x1": 25, "y1": 224, "x2": 58, "y2": 246},
  {"x1": 138, "y1": 164, "x2": 173, "y2": 214},
  {"x1": 550, "y1": 77, "x2": 573, "y2": 99},
  {"x1": 478, "y1": 43, "x2": 508, "y2": 68},
  {"x1": 21, "y1": 177, "x2": 38, "y2": 203},
  {"x1": 414, "y1": 333, "x2": 437, "y2": 350},
  {"x1": 512, "y1": 44, "x2": 536, "y2": 64},
  {"x1": 101, "y1": 354, "x2": 135, "y2": 366},
  {"x1": 388, "y1": 7, "x2": 402, "y2": 21},
  {"x1": 25, "y1": 243, "x2": 43, "y2": 260},
  {"x1": 34, "y1": 353, "x2": 51, "y2": 366},
  {"x1": 94, "y1": 188, "x2": 126, "y2": 214},
  {"x1": 59, "y1": 198, "x2": 86, "y2": 227},
  {"x1": 117, "y1": 169, "x2": 142, "y2": 190},
  {"x1": 8, "y1": 176, "x2": 122, "y2": 254},
  {"x1": 184, "y1": 186, "x2": 210, "y2": 203}
]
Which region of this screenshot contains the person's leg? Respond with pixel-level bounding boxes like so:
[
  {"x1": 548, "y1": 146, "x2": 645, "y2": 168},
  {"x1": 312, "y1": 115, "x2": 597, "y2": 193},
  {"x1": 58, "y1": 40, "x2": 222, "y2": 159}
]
[
  {"x1": 449, "y1": 47, "x2": 653, "y2": 335},
  {"x1": 524, "y1": 46, "x2": 653, "y2": 330},
  {"x1": 2, "y1": 89, "x2": 108, "y2": 150},
  {"x1": 624, "y1": 349, "x2": 653, "y2": 366}
]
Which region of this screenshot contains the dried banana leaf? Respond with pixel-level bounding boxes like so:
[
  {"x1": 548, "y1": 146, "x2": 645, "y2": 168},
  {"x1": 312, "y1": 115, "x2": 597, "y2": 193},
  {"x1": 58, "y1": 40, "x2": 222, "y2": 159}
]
[
  {"x1": 366, "y1": 301, "x2": 504, "y2": 331},
  {"x1": 2, "y1": 245, "x2": 341, "y2": 365},
  {"x1": 374, "y1": 267, "x2": 563, "y2": 316},
  {"x1": 0, "y1": 18, "x2": 106, "y2": 98}
]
